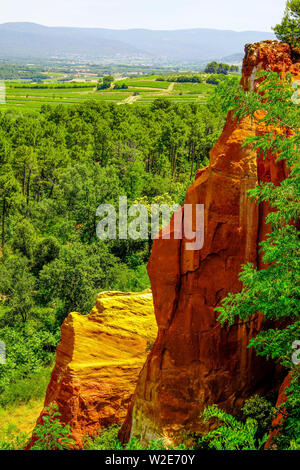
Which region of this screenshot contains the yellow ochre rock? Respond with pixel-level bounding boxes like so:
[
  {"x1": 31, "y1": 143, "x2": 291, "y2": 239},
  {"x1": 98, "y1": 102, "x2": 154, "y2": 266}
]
[{"x1": 34, "y1": 290, "x2": 156, "y2": 447}]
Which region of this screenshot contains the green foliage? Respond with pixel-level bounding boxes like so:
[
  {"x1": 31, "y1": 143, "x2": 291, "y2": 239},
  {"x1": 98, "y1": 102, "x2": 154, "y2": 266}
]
[
  {"x1": 84, "y1": 425, "x2": 187, "y2": 450},
  {"x1": 0, "y1": 424, "x2": 28, "y2": 450},
  {"x1": 215, "y1": 71, "x2": 300, "y2": 365},
  {"x1": 242, "y1": 395, "x2": 275, "y2": 439},
  {"x1": 84, "y1": 425, "x2": 123, "y2": 450},
  {"x1": 206, "y1": 74, "x2": 240, "y2": 86},
  {"x1": 0, "y1": 94, "x2": 224, "y2": 434},
  {"x1": 158, "y1": 73, "x2": 203, "y2": 83},
  {"x1": 0, "y1": 325, "x2": 58, "y2": 404},
  {"x1": 98, "y1": 76, "x2": 114, "y2": 90},
  {"x1": 272, "y1": 372, "x2": 300, "y2": 449},
  {"x1": 273, "y1": 0, "x2": 300, "y2": 53},
  {"x1": 204, "y1": 62, "x2": 239, "y2": 75},
  {"x1": 0, "y1": 367, "x2": 51, "y2": 407},
  {"x1": 198, "y1": 405, "x2": 268, "y2": 450},
  {"x1": 31, "y1": 403, "x2": 75, "y2": 450},
  {"x1": 9, "y1": 82, "x2": 94, "y2": 90},
  {"x1": 114, "y1": 82, "x2": 129, "y2": 90},
  {"x1": 214, "y1": 71, "x2": 300, "y2": 447},
  {"x1": 0, "y1": 254, "x2": 35, "y2": 324},
  {"x1": 39, "y1": 241, "x2": 125, "y2": 319}
]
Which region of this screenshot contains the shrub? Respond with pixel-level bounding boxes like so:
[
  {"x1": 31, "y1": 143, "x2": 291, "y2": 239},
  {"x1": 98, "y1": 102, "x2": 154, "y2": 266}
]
[
  {"x1": 0, "y1": 424, "x2": 28, "y2": 450},
  {"x1": 84, "y1": 425, "x2": 187, "y2": 450},
  {"x1": 31, "y1": 404, "x2": 75, "y2": 450},
  {"x1": 0, "y1": 326, "x2": 57, "y2": 403},
  {"x1": 242, "y1": 395, "x2": 275, "y2": 439},
  {"x1": 0, "y1": 367, "x2": 51, "y2": 407},
  {"x1": 84, "y1": 425, "x2": 123, "y2": 450},
  {"x1": 198, "y1": 405, "x2": 268, "y2": 450}
]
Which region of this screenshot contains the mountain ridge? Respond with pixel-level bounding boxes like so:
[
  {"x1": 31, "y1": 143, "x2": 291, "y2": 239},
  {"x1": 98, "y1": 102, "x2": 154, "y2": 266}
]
[{"x1": 0, "y1": 22, "x2": 275, "y2": 63}]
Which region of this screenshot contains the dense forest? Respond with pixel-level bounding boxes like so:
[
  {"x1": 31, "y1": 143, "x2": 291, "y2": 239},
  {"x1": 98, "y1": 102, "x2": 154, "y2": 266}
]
[{"x1": 0, "y1": 96, "x2": 225, "y2": 410}]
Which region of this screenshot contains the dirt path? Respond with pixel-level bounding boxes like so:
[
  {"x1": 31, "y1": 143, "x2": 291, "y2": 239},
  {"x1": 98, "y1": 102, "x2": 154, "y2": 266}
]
[
  {"x1": 120, "y1": 94, "x2": 141, "y2": 105},
  {"x1": 167, "y1": 82, "x2": 175, "y2": 92},
  {"x1": 117, "y1": 82, "x2": 175, "y2": 105}
]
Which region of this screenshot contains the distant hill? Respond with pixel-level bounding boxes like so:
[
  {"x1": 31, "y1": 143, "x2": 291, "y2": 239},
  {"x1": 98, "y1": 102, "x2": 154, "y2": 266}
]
[
  {"x1": 220, "y1": 53, "x2": 244, "y2": 65},
  {"x1": 0, "y1": 22, "x2": 275, "y2": 63}
]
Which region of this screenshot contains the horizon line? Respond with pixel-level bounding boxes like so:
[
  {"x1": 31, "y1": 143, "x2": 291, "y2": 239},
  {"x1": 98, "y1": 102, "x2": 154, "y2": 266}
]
[{"x1": 0, "y1": 21, "x2": 274, "y2": 34}]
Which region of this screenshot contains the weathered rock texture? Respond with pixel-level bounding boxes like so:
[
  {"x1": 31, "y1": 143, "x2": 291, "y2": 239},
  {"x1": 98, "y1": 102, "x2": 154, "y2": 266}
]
[
  {"x1": 119, "y1": 42, "x2": 300, "y2": 445},
  {"x1": 265, "y1": 374, "x2": 292, "y2": 449},
  {"x1": 34, "y1": 290, "x2": 157, "y2": 447}
]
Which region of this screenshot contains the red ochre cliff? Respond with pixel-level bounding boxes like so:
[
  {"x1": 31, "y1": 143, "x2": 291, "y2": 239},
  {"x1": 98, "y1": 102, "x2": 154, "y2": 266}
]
[
  {"x1": 119, "y1": 41, "x2": 300, "y2": 446},
  {"x1": 33, "y1": 290, "x2": 157, "y2": 447},
  {"x1": 265, "y1": 374, "x2": 292, "y2": 449}
]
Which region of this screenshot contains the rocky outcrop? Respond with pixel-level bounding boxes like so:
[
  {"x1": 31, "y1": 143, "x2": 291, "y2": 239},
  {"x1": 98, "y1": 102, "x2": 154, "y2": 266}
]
[
  {"x1": 241, "y1": 41, "x2": 299, "y2": 92},
  {"x1": 265, "y1": 374, "x2": 292, "y2": 449},
  {"x1": 119, "y1": 42, "x2": 300, "y2": 446},
  {"x1": 34, "y1": 290, "x2": 157, "y2": 447}
]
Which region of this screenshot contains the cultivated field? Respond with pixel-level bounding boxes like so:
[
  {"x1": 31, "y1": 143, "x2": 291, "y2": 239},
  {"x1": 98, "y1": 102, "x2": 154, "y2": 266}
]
[{"x1": 1, "y1": 76, "x2": 216, "y2": 111}]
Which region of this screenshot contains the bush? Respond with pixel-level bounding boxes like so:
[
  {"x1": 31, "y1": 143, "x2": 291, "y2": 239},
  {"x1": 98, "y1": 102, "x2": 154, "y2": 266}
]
[
  {"x1": 272, "y1": 373, "x2": 300, "y2": 450},
  {"x1": 114, "y1": 83, "x2": 129, "y2": 90},
  {"x1": 242, "y1": 395, "x2": 275, "y2": 439},
  {"x1": 97, "y1": 76, "x2": 114, "y2": 90},
  {"x1": 0, "y1": 326, "x2": 58, "y2": 403},
  {"x1": 0, "y1": 367, "x2": 51, "y2": 407},
  {"x1": 0, "y1": 424, "x2": 28, "y2": 450},
  {"x1": 31, "y1": 404, "x2": 75, "y2": 450},
  {"x1": 84, "y1": 425, "x2": 187, "y2": 450},
  {"x1": 198, "y1": 405, "x2": 268, "y2": 450},
  {"x1": 84, "y1": 425, "x2": 123, "y2": 450}
]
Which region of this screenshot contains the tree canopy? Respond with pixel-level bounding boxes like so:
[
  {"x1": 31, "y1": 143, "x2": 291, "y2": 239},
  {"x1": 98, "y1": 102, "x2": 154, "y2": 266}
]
[{"x1": 273, "y1": 0, "x2": 300, "y2": 55}]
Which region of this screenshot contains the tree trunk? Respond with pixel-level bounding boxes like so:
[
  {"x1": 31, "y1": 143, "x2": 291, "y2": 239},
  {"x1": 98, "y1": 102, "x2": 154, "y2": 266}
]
[
  {"x1": 22, "y1": 165, "x2": 26, "y2": 196},
  {"x1": 1, "y1": 197, "x2": 6, "y2": 249},
  {"x1": 26, "y1": 167, "x2": 31, "y2": 206},
  {"x1": 49, "y1": 180, "x2": 55, "y2": 198},
  {"x1": 190, "y1": 145, "x2": 195, "y2": 180}
]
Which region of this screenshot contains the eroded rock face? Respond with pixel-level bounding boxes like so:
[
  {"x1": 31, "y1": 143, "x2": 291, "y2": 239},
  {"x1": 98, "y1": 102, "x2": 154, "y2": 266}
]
[
  {"x1": 241, "y1": 40, "x2": 297, "y2": 92},
  {"x1": 119, "y1": 42, "x2": 300, "y2": 446},
  {"x1": 34, "y1": 290, "x2": 157, "y2": 447},
  {"x1": 265, "y1": 375, "x2": 292, "y2": 449}
]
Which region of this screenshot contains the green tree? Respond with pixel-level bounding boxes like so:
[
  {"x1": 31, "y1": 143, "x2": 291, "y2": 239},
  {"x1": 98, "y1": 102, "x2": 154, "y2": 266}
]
[
  {"x1": 205, "y1": 61, "x2": 219, "y2": 74},
  {"x1": 205, "y1": 62, "x2": 231, "y2": 75},
  {"x1": 215, "y1": 71, "x2": 300, "y2": 448},
  {"x1": 0, "y1": 254, "x2": 35, "y2": 324},
  {"x1": 39, "y1": 242, "x2": 121, "y2": 321},
  {"x1": 0, "y1": 164, "x2": 22, "y2": 248},
  {"x1": 273, "y1": 0, "x2": 300, "y2": 54},
  {"x1": 97, "y1": 76, "x2": 114, "y2": 90}
]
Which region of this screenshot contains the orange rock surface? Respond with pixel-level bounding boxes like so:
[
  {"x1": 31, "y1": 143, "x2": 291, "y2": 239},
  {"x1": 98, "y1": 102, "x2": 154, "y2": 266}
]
[
  {"x1": 119, "y1": 42, "x2": 300, "y2": 446},
  {"x1": 265, "y1": 374, "x2": 292, "y2": 449},
  {"x1": 33, "y1": 290, "x2": 157, "y2": 447}
]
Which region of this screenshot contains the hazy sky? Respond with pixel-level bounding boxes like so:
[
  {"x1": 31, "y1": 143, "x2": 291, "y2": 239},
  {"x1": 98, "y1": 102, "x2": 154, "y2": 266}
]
[{"x1": 1, "y1": 0, "x2": 286, "y2": 32}]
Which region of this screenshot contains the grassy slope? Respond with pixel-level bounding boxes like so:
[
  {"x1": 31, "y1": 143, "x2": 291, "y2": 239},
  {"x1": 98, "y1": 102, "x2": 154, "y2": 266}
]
[
  {"x1": 0, "y1": 399, "x2": 44, "y2": 434},
  {"x1": 0, "y1": 367, "x2": 52, "y2": 435}
]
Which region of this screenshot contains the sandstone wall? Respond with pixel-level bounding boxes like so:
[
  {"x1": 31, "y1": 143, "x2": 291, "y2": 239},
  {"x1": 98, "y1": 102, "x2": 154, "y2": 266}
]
[
  {"x1": 33, "y1": 290, "x2": 157, "y2": 447},
  {"x1": 119, "y1": 42, "x2": 300, "y2": 446}
]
